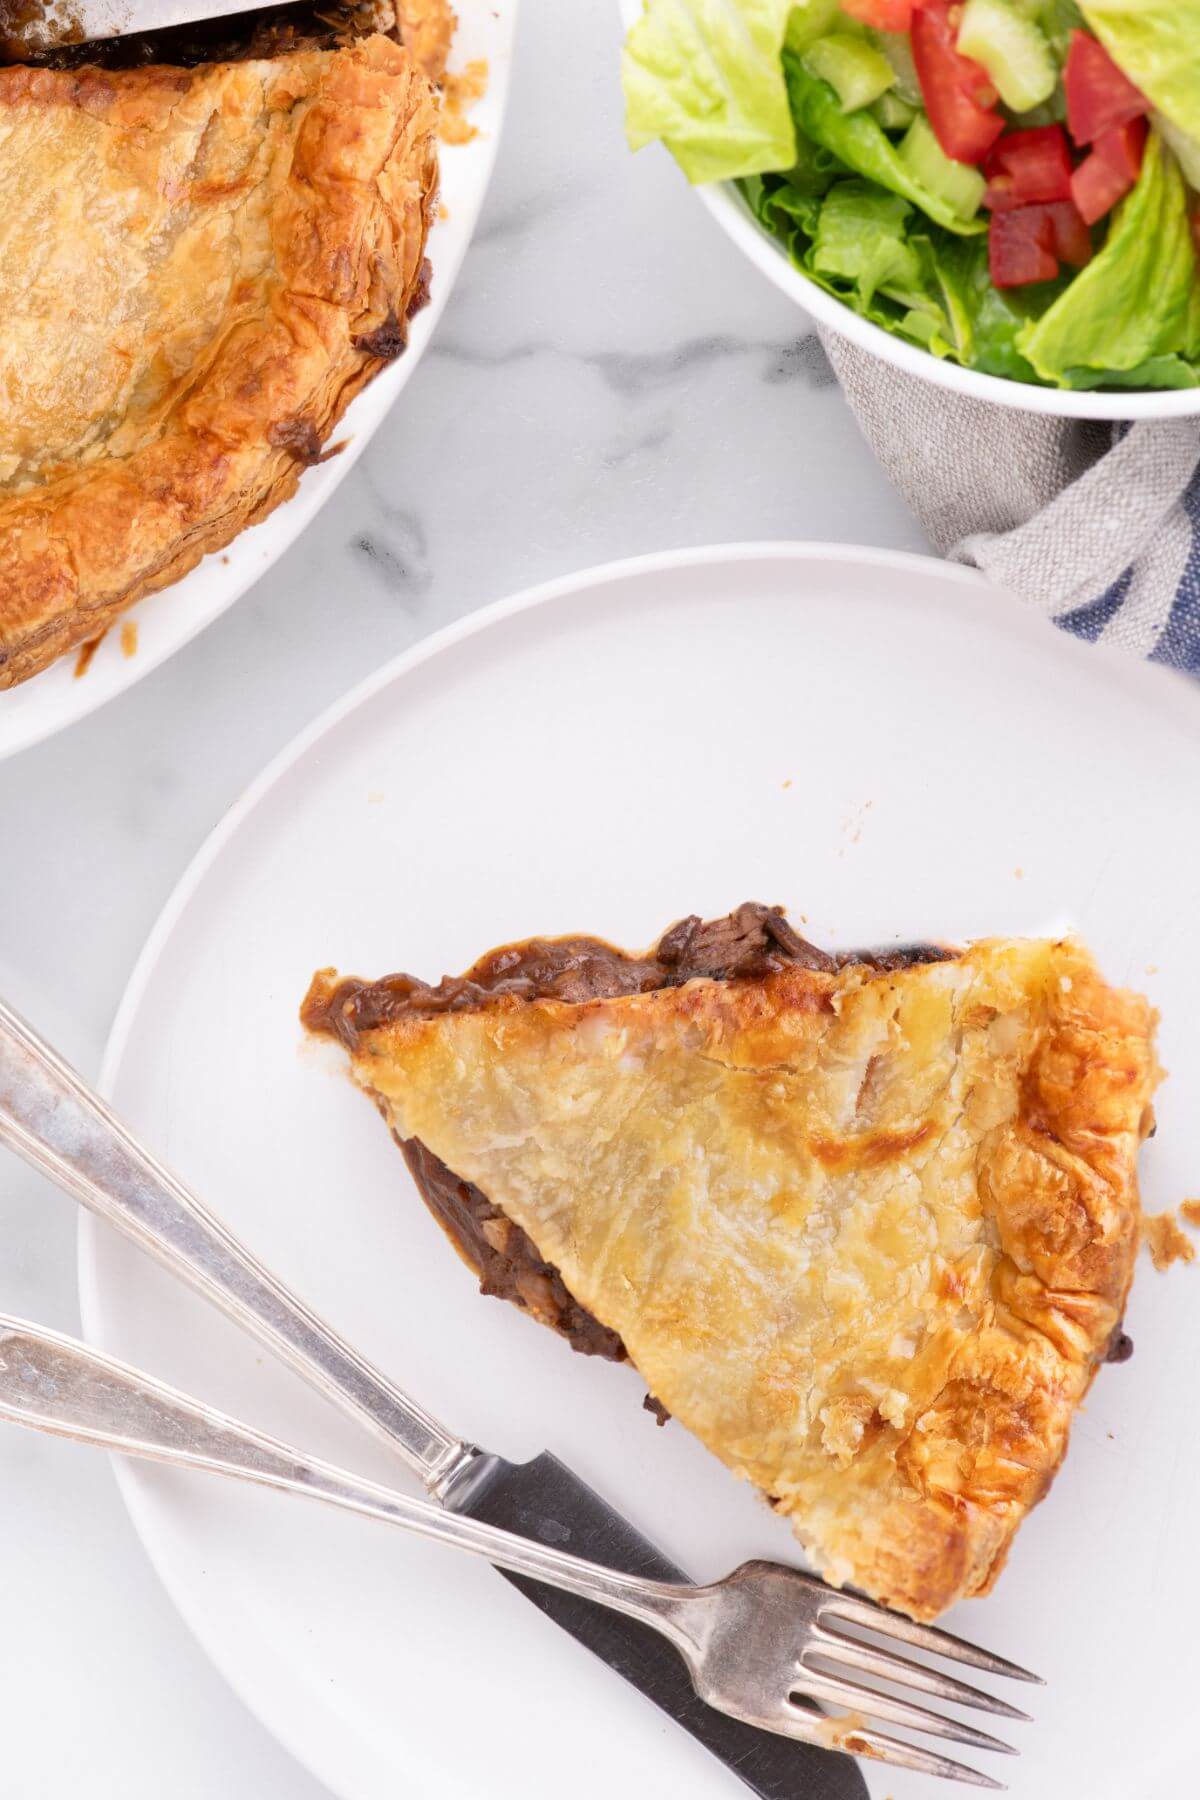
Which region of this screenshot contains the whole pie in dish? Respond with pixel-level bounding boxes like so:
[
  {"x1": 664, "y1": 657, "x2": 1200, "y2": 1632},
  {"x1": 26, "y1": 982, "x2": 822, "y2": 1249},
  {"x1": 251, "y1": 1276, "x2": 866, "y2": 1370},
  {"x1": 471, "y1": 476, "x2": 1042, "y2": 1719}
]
[
  {"x1": 302, "y1": 903, "x2": 1160, "y2": 1621},
  {"x1": 0, "y1": 1, "x2": 451, "y2": 689}
]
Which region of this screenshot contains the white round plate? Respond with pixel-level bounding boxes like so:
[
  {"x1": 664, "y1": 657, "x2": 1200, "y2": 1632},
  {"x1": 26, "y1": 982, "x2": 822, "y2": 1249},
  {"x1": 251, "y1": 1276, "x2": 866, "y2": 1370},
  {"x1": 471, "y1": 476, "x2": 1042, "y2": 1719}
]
[
  {"x1": 82, "y1": 544, "x2": 1200, "y2": 1800},
  {"x1": 615, "y1": 0, "x2": 1200, "y2": 421},
  {"x1": 0, "y1": 2, "x2": 515, "y2": 763}
]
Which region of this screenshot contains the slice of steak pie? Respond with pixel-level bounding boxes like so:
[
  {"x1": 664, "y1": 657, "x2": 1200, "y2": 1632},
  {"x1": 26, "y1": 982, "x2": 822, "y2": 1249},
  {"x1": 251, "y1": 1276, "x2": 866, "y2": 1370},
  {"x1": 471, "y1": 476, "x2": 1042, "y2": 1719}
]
[{"x1": 302, "y1": 904, "x2": 1160, "y2": 1621}]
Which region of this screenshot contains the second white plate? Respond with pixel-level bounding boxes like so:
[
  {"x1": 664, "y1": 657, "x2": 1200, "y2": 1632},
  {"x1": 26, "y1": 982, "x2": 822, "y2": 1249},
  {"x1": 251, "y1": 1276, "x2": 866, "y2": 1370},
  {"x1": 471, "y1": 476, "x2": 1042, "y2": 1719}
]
[{"x1": 82, "y1": 545, "x2": 1200, "y2": 1800}]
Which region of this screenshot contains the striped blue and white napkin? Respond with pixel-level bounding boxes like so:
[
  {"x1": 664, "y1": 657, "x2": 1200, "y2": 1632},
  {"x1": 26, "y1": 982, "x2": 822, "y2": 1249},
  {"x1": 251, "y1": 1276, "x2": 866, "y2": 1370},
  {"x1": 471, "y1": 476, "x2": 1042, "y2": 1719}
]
[{"x1": 822, "y1": 332, "x2": 1200, "y2": 671}]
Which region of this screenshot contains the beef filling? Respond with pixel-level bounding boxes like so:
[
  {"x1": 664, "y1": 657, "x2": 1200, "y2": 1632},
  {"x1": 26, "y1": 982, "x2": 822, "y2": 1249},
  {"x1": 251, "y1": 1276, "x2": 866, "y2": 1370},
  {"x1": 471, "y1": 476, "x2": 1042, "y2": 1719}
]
[
  {"x1": 304, "y1": 903, "x2": 957, "y2": 1369},
  {"x1": 399, "y1": 1136, "x2": 625, "y2": 1362},
  {"x1": 306, "y1": 900, "x2": 956, "y2": 1046}
]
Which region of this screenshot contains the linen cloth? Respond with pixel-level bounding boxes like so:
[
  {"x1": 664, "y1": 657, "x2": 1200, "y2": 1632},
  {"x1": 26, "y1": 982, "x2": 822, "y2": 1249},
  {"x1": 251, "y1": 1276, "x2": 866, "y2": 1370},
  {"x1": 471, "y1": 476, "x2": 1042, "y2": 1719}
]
[{"x1": 822, "y1": 331, "x2": 1200, "y2": 671}]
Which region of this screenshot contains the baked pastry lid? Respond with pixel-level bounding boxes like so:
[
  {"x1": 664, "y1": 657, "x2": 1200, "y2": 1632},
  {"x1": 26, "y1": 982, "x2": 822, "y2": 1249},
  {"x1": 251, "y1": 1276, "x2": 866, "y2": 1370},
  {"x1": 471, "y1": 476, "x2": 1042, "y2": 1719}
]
[{"x1": 305, "y1": 910, "x2": 1160, "y2": 1620}]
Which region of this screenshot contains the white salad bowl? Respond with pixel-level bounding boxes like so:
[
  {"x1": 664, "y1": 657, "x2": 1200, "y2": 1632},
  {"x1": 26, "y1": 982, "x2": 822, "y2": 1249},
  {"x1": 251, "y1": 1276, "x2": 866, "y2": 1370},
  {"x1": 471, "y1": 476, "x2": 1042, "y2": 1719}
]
[{"x1": 616, "y1": 0, "x2": 1200, "y2": 420}]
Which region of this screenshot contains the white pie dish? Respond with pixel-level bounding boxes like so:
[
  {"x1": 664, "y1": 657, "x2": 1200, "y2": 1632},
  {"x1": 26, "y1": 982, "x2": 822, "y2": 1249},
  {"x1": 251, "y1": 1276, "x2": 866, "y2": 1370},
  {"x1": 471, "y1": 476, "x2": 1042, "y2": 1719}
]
[{"x1": 0, "y1": 0, "x2": 515, "y2": 762}]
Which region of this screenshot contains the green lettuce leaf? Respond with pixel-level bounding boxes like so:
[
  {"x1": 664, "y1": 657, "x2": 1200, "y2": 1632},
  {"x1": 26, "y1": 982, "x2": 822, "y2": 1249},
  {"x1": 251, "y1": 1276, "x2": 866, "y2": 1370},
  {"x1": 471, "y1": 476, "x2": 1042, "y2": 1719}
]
[
  {"x1": 931, "y1": 234, "x2": 1066, "y2": 380},
  {"x1": 1038, "y1": 0, "x2": 1085, "y2": 64},
  {"x1": 1017, "y1": 132, "x2": 1198, "y2": 385},
  {"x1": 742, "y1": 170, "x2": 944, "y2": 351},
  {"x1": 622, "y1": 0, "x2": 797, "y2": 182},
  {"x1": 742, "y1": 167, "x2": 989, "y2": 360},
  {"x1": 1080, "y1": 1, "x2": 1200, "y2": 145},
  {"x1": 784, "y1": 0, "x2": 841, "y2": 52},
  {"x1": 1062, "y1": 357, "x2": 1200, "y2": 389},
  {"x1": 743, "y1": 162, "x2": 1102, "y2": 381},
  {"x1": 787, "y1": 129, "x2": 847, "y2": 192},
  {"x1": 745, "y1": 140, "x2": 1198, "y2": 389},
  {"x1": 1153, "y1": 113, "x2": 1200, "y2": 190},
  {"x1": 1187, "y1": 277, "x2": 1200, "y2": 360},
  {"x1": 807, "y1": 183, "x2": 927, "y2": 307},
  {"x1": 782, "y1": 55, "x2": 987, "y2": 234}
]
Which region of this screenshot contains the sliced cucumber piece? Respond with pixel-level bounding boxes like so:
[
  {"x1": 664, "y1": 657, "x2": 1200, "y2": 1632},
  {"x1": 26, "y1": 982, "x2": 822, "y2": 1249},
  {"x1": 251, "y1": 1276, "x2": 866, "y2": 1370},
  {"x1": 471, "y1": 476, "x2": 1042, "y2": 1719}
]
[
  {"x1": 802, "y1": 34, "x2": 896, "y2": 114},
  {"x1": 956, "y1": 0, "x2": 1056, "y2": 113},
  {"x1": 873, "y1": 89, "x2": 918, "y2": 131},
  {"x1": 866, "y1": 28, "x2": 923, "y2": 107},
  {"x1": 784, "y1": 0, "x2": 841, "y2": 54},
  {"x1": 899, "y1": 114, "x2": 987, "y2": 219}
]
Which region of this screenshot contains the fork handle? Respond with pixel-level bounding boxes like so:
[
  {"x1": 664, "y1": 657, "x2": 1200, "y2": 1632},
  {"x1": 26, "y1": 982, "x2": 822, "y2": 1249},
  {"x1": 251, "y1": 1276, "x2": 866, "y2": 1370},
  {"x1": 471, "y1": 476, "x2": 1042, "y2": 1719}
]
[
  {"x1": 0, "y1": 1313, "x2": 688, "y2": 1638},
  {"x1": 0, "y1": 997, "x2": 473, "y2": 1496}
]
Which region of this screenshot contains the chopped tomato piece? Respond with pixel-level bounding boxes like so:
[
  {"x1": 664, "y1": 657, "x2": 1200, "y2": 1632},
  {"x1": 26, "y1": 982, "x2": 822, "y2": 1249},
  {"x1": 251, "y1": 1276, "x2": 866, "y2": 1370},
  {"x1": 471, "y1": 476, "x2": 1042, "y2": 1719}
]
[
  {"x1": 1042, "y1": 199, "x2": 1092, "y2": 268},
  {"x1": 1070, "y1": 155, "x2": 1132, "y2": 224},
  {"x1": 1064, "y1": 30, "x2": 1147, "y2": 145},
  {"x1": 947, "y1": 42, "x2": 998, "y2": 109},
  {"x1": 838, "y1": 0, "x2": 914, "y2": 27},
  {"x1": 989, "y1": 199, "x2": 1094, "y2": 286},
  {"x1": 990, "y1": 207, "x2": 1058, "y2": 288},
  {"x1": 918, "y1": 0, "x2": 999, "y2": 107},
  {"x1": 911, "y1": 0, "x2": 1004, "y2": 164},
  {"x1": 1070, "y1": 117, "x2": 1147, "y2": 223},
  {"x1": 983, "y1": 126, "x2": 1073, "y2": 211},
  {"x1": 1095, "y1": 114, "x2": 1148, "y2": 179},
  {"x1": 958, "y1": 66, "x2": 1000, "y2": 109}
]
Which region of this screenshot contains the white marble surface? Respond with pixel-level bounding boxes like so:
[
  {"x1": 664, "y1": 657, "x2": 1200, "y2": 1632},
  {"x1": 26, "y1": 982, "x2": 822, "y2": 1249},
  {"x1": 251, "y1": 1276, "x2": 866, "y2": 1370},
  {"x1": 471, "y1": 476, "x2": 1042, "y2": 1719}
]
[{"x1": 0, "y1": 5, "x2": 926, "y2": 1795}]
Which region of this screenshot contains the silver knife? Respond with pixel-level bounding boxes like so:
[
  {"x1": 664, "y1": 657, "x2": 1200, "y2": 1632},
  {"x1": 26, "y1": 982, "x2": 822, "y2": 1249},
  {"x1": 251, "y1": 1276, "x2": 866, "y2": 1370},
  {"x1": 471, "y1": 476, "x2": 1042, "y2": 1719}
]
[
  {"x1": 2, "y1": 0, "x2": 291, "y2": 54},
  {"x1": 0, "y1": 996, "x2": 866, "y2": 1800}
]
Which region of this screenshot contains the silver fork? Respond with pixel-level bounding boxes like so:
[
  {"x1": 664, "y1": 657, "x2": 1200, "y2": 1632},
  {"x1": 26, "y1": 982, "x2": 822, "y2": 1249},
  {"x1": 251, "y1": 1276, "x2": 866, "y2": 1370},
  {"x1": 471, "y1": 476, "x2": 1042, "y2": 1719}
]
[{"x1": 0, "y1": 1312, "x2": 1036, "y2": 1790}]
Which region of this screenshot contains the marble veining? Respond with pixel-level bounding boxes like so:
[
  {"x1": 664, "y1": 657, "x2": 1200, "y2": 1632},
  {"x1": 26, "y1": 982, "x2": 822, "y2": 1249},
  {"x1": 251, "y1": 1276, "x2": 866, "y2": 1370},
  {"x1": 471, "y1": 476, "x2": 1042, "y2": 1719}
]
[
  {"x1": 0, "y1": 4, "x2": 927, "y2": 1796},
  {"x1": 428, "y1": 328, "x2": 839, "y2": 395}
]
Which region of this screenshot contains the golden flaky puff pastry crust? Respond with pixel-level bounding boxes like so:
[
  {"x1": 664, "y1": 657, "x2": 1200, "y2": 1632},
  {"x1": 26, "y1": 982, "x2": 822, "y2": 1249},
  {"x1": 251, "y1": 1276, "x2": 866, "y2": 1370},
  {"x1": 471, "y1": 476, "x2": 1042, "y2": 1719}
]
[
  {"x1": 311, "y1": 935, "x2": 1159, "y2": 1620},
  {"x1": 0, "y1": 36, "x2": 438, "y2": 688},
  {"x1": 398, "y1": 0, "x2": 457, "y2": 82}
]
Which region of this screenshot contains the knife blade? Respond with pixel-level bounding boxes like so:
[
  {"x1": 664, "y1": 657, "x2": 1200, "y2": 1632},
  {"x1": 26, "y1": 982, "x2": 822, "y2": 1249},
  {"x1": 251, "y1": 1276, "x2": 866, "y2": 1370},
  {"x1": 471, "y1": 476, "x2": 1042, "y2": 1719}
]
[
  {"x1": 0, "y1": 0, "x2": 296, "y2": 54},
  {"x1": 0, "y1": 998, "x2": 866, "y2": 1799},
  {"x1": 447, "y1": 1449, "x2": 868, "y2": 1800}
]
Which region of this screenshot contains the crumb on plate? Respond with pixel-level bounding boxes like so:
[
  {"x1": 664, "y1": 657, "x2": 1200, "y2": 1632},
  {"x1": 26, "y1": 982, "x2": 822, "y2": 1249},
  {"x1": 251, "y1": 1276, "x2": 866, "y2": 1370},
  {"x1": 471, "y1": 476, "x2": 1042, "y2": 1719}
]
[
  {"x1": 439, "y1": 58, "x2": 487, "y2": 143},
  {"x1": 1142, "y1": 1210, "x2": 1197, "y2": 1272},
  {"x1": 73, "y1": 633, "x2": 104, "y2": 677}
]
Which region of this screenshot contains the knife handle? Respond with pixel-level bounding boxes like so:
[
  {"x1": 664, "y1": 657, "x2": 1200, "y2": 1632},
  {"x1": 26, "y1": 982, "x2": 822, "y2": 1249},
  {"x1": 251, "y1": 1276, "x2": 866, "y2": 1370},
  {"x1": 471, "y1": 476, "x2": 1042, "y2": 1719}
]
[
  {"x1": 0, "y1": 997, "x2": 476, "y2": 1496},
  {"x1": 0, "y1": 1315, "x2": 688, "y2": 1631}
]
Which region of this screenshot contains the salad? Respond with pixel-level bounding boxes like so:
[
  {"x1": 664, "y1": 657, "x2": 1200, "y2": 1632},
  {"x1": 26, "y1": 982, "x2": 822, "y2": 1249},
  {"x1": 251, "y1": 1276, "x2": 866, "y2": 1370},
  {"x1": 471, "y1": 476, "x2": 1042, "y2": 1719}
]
[{"x1": 622, "y1": 0, "x2": 1200, "y2": 390}]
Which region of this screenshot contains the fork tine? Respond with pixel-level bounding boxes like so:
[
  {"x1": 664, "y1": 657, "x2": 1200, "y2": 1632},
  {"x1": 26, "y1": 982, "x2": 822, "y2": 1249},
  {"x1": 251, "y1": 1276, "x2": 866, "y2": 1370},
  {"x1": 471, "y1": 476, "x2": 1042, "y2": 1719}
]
[
  {"x1": 817, "y1": 1717, "x2": 1007, "y2": 1791},
  {"x1": 819, "y1": 1594, "x2": 1043, "y2": 1684},
  {"x1": 809, "y1": 1625, "x2": 1033, "y2": 1721},
  {"x1": 794, "y1": 1668, "x2": 1017, "y2": 1755},
  {"x1": 766, "y1": 1692, "x2": 1000, "y2": 1778},
  {"x1": 766, "y1": 1696, "x2": 1005, "y2": 1788}
]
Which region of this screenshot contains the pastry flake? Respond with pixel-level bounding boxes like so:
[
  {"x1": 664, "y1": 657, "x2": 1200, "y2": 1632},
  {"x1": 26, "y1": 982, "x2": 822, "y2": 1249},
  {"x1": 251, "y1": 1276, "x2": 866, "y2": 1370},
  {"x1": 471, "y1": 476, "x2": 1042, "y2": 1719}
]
[
  {"x1": 303, "y1": 906, "x2": 1160, "y2": 1620},
  {"x1": 0, "y1": 34, "x2": 439, "y2": 688}
]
